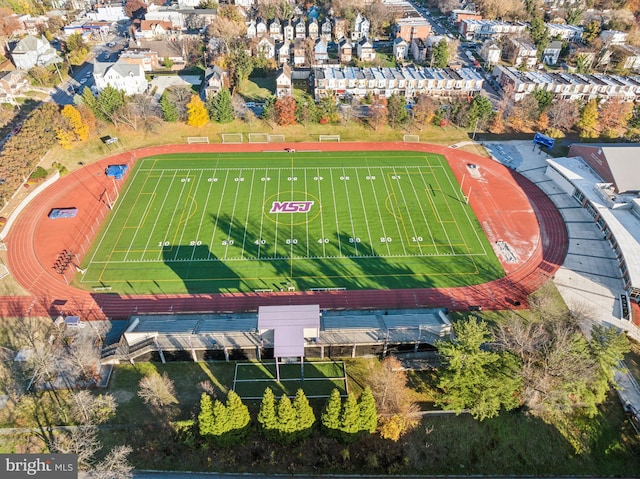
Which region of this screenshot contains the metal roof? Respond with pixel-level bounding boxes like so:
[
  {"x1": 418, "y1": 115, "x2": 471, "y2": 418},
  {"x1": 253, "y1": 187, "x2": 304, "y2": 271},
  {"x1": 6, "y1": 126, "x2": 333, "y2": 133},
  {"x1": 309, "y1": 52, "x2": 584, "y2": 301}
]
[{"x1": 258, "y1": 305, "x2": 320, "y2": 358}]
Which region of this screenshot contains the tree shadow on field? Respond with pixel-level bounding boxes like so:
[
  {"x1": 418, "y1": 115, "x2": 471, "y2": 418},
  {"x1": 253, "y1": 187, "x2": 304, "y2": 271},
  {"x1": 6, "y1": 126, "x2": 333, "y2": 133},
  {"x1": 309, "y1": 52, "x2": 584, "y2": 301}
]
[{"x1": 161, "y1": 244, "x2": 243, "y2": 294}]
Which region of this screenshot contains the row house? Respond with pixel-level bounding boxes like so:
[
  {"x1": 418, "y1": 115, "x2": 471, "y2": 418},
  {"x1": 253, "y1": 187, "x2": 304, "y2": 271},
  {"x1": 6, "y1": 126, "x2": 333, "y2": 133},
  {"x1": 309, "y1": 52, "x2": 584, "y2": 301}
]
[
  {"x1": 601, "y1": 30, "x2": 628, "y2": 46},
  {"x1": 313, "y1": 66, "x2": 484, "y2": 100},
  {"x1": 493, "y1": 65, "x2": 640, "y2": 102},
  {"x1": 247, "y1": 16, "x2": 367, "y2": 44},
  {"x1": 611, "y1": 44, "x2": 640, "y2": 72},
  {"x1": 459, "y1": 19, "x2": 527, "y2": 41},
  {"x1": 505, "y1": 38, "x2": 537, "y2": 69},
  {"x1": 546, "y1": 23, "x2": 583, "y2": 42}
]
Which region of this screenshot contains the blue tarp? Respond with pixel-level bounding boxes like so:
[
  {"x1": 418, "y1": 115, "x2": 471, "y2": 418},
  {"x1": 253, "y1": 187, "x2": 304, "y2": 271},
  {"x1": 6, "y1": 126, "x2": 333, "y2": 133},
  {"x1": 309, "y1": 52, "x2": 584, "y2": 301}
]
[
  {"x1": 105, "y1": 164, "x2": 128, "y2": 179},
  {"x1": 49, "y1": 208, "x2": 78, "y2": 219}
]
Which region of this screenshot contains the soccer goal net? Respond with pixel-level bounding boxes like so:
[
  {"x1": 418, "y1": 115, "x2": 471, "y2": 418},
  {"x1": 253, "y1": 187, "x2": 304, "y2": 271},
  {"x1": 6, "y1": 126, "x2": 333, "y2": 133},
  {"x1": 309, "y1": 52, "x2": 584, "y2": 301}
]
[
  {"x1": 221, "y1": 133, "x2": 243, "y2": 144},
  {"x1": 248, "y1": 133, "x2": 270, "y2": 143},
  {"x1": 403, "y1": 134, "x2": 420, "y2": 143},
  {"x1": 187, "y1": 136, "x2": 210, "y2": 144},
  {"x1": 269, "y1": 134, "x2": 285, "y2": 143},
  {"x1": 319, "y1": 135, "x2": 340, "y2": 142}
]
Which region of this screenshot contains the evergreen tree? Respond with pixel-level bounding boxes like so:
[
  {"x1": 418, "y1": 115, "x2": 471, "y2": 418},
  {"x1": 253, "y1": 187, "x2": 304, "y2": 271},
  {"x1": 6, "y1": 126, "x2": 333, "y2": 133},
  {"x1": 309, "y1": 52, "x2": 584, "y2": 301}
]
[
  {"x1": 226, "y1": 390, "x2": 250, "y2": 436},
  {"x1": 357, "y1": 387, "x2": 377, "y2": 433},
  {"x1": 262, "y1": 97, "x2": 276, "y2": 123},
  {"x1": 292, "y1": 389, "x2": 315, "y2": 439},
  {"x1": 187, "y1": 94, "x2": 209, "y2": 127},
  {"x1": 436, "y1": 317, "x2": 522, "y2": 421},
  {"x1": 339, "y1": 392, "x2": 361, "y2": 436},
  {"x1": 198, "y1": 393, "x2": 215, "y2": 437},
  {"x1": 432, "y1": 39, "x2": 448, "y2": 68},
  {"x1": 257, "y1": 387, "x2": 278, "y2": 438},
  {"x1": 468, "y1": 95, "x2": 494, "y2": 130},
  {"x1": 387, "y1": 94, "x2": 409, "y2": 128},
  {"x1": 161, "y1": 91, "x2": 179, "y2": 122},
  {"x1": 321, "y1": 388, "x2": 342, "y2": 434},
  {"x1": 210, "y1": 87, "x2": 234, "y2": 123},
  {"x1": 210, "y1": 399, "x2": 230, "y2": 438},
  {"x1": 275, "y1": 395, "x2": 298, "y2": 443}
]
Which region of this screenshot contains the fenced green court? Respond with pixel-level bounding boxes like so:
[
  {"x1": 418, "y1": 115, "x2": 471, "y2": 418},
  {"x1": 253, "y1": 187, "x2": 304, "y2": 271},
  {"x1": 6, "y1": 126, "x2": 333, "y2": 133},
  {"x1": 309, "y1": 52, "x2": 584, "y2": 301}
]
[
  {"x1": 232, "y1": 360, "x2": 348, "y2": 399},
  {"x1": 79, "y1": 151, "x2": 503, "y2": 294}
]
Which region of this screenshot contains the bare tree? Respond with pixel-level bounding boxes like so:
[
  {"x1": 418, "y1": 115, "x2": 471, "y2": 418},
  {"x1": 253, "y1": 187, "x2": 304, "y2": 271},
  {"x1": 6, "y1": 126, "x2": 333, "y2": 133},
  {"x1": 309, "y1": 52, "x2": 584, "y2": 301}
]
[
  {"x1": 368, "y1": 98, "x2": 388, "y2": 131},
  {"x1": 548, "y1": 99, "x2": 579, "y2": 133},
  {"x1": 52, "y1": 425, "x2": 101, "y2": 469},
  {"x1": 206, "y1": 16, "x2": 245, "y2": 54},
  {"x1": 68, "y1": 391, "x2": 117, "y2": 426},
  {"x1": 138, "y1": 372, "x2": 179, "y2": 409},
  {"x1": 83, "y1": 445, "x2": 133, "y2": 479}
]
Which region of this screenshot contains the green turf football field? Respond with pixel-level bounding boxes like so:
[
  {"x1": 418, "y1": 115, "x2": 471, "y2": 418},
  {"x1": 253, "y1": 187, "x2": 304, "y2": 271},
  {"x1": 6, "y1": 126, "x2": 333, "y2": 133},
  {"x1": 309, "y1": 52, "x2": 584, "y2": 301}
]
[{"x1": 79, "y1": 151, "x2": 504, "y2": 294}]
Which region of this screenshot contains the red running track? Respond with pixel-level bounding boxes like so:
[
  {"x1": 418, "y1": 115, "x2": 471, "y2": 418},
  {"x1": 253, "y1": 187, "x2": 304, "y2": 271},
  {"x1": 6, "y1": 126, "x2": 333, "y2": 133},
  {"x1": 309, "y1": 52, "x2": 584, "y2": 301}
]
[{"x1": 1, "y1": 142, "x2": 568, "y2": 319}]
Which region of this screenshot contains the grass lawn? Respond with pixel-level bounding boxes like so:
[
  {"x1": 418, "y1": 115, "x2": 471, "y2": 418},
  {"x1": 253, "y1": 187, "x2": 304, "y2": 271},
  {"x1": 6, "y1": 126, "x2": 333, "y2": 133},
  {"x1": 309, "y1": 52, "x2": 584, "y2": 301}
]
[
  {"x1": 78, "y1": 151, "x2": 503, "y2": 294},
  {"x1": 239, "y1": 76, "x2": 275, "y2": 102}
]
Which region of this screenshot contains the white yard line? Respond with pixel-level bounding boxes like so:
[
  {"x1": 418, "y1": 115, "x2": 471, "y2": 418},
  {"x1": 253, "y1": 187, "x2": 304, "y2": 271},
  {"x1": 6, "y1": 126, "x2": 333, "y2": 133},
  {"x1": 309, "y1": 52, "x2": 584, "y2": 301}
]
[
  {"x1": 207, "y1": 169, "x2": 230, "y2": 260},
  {"x1": 240, "y1": 169, "x2": 256, "y2": 258},
  {"x1": 367, "y1": 165, "x2": 392, "y2": 256}
]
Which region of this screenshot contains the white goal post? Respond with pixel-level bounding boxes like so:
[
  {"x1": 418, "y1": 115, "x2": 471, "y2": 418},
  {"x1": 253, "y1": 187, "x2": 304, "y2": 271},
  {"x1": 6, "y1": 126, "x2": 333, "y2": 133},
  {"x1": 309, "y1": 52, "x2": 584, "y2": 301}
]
[
  {"x1": 187, "y1": 136, "x2": 210, "y2": 144},
  {"x1": 403, "y1": 134, "x2": 420, "y2": 143},
  {"x1": 269, "y1": 134, "x2": 285, "y2": 143},
  {"x1": 248, "y1": 133, "x2": 270, "y2": 143},
  {"x1": 221, "y1": 133, "x2": 243, "y2": 144},
  {"x1": 319, "y1": 135, "x2": 340, "y2": 142}
]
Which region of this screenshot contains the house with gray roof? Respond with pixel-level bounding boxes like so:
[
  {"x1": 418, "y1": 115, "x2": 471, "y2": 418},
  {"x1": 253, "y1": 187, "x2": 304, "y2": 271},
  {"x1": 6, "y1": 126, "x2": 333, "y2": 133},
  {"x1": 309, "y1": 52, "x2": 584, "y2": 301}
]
[
  {"x1": 93, "y1": 59, "x2": 148, "y2": 95},
  {"x1": 10, "y1": 35, "x2": 61, "y2": 70}
]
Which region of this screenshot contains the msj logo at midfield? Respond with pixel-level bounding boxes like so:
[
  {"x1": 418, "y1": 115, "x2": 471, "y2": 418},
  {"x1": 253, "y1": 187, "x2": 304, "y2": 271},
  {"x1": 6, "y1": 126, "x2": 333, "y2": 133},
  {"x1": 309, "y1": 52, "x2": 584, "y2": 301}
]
[{"x1": 270, "y1": 201, "x2": 315, "y2": 213}]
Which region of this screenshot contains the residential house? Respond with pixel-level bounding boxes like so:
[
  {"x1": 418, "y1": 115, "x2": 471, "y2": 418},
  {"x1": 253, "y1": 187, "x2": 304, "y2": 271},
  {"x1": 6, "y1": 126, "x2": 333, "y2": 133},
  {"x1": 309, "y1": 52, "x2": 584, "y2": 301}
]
[
  {"x1": 333, "y1": 18, "x2": 348, "y2": 41},
  {"x1": 479, "y1": 40, "x2": 501, "y2": 66},
  {"x1": 492, "y1": 65, "x2": 640, "y2": 102},
  {"x1": 459, "y1": 19, "x2": 527, "y2": 41},
  {"x1": 321, "y1": 18, "x2": 332, "y2": 42},
  {"x1": 351, "y1": 13, "x2": 370, "y2": 41},
  {"x1": 93, "y1": 59, "x2": 148, "y2": 95},
  {"x1": 246, "y1": 20, "x2": 257, "y2": 38},
  {"x1": 307, "y1": 5, "x2": 319, "y2": 20},
  {"x1": 235, "y1": 0, "x2": 254, "y2": 7},
  {"x1": 395, "y1": 17, "x2": 431, "y2": 42},
  {"x1": 19, "y1": 15, "x2": 50, "y2": 36},
  {"x1": 357, "y1": 37, "x2": 376, "y2": 62},
  {"x1": 611, "y1": 44, "x2": 640, "y2": 72},
  {"x1": 121, "y1": 41, "x2": 187, "y2": 71},
  {"x1": 600, "y1": 30, "x2": 627, "y2": 45},
  {"x1": 449, "y1": 9, "x2": 482, "y2": 27},
  {"x1": 543, "y1": 41, "x2": 562, "y2": 65},
  {"x1": 256, "y1": 36, "x2": 276, "y2": 59},
  {"x1": 134, "y1": 20, "x2": 178, "y2": 40},
  {"x1": 411, "y1": 38, "x2": 428, "y2": 63},
  {"x1": 275, "y1": 63, "x2": 292, "y2": 97},
  {"x1": 182, "y1": 10, "x2": 216, "y2": 30},
  {"x1": 393, "y1": 37, "x2": 409, "y2": 61},
  {"x1": 283, "y1": 20, "x2": 294, "y2": 41},
  {"x1": 294, "y1": 17, "x2": 306, "y2": 39},
  {"x1": 256, "y1": 18, "x2": 267, "y2": 36},
  {"x1": 339, "y1": 38, "x2": 353, "y2": 63},
  {"x1": 293, "y1": 38, "x2": 306, "y2": 66},
  {"x1": 505, "y1": 38, "x2": 537, "y2": 69},
  {"x1": 314, "y1": 38, "x2": 328, "y2": 65},
  {"x1": 0, "y1": 70, "x2": 28, "y2": 104},
  {"x1": 200, "y1": 65, "x2": 229, "y2": 99},
  {"x1": 313, "y1": 66, "x2": 485, "y2": 100},
  {"x1": 10, "y1": 35, "x2": 61, "y2": 70},
  {"x1": 546, "y1": 23, "x2": 583, "y2": 42},
  {"x1": 145, "y1": 5, "x2": 185, "y2": 29},
  {"x1": 308, "y1": 18, "x2": 319, "y2": 39},
  {"x1": 269, "y1": 18, "x2": 282, "y2": 42},
  {"x1": 277, "y1": 42, "x2": 290, "y2": 64}
]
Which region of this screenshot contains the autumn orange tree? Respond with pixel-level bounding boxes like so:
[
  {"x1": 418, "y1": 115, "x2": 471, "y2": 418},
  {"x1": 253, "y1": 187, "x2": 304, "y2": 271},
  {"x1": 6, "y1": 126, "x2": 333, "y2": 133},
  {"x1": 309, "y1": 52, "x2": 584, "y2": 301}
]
[{"x1": 275, "y1": 96, "x2": 297, "y2": 126}]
